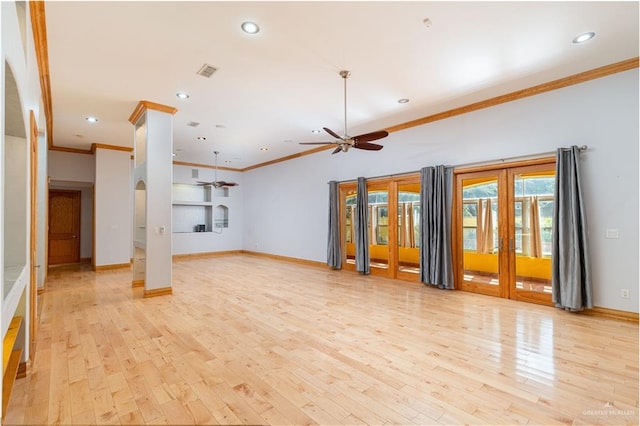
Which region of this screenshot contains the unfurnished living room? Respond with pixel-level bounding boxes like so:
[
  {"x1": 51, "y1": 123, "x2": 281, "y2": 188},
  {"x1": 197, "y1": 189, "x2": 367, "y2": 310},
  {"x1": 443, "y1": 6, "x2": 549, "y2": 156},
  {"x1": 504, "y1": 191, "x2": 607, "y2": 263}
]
[{"x1": 1, "y1": 1, "x2": 639, "y2": 425}]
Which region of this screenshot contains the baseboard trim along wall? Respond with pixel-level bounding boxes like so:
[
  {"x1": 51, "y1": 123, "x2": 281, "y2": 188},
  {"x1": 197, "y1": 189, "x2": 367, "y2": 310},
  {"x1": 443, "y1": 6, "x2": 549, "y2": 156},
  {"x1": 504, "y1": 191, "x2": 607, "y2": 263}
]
[
  {"x1": 143, "y1": 287, "x2": 173, "y2": 298},
  {"x1": 172, "y1": 250, "x2": 243, "y2": 260},
  {"x1": 94, "y1": 263, "x2": 130, "y2": 271},
  {"x1": 578, "y1": 306, "x2": 639, "y2": 324},
  {"x1": 131, "y1": 280, "x2": 144, "y2": 288},
  {"x1": 241, "y1": 250, "x2": 327, "y2": 268}
]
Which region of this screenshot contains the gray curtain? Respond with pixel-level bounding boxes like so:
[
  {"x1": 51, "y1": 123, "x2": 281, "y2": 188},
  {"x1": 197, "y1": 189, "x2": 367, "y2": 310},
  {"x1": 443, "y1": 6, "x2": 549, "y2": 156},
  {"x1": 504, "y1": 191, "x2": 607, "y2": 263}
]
[
  {"x1": 327, "y1": 181, "x2": 341, "y2": 269},
  {"x1": 552, "y1": 146, "x2": 592, "y2": 311},
  {"x1": 419, "y1": 165, "x2": 454, "y2": 289},
  {"x1": 355, "y1": 177, "x2": 370, "y2": 274}
]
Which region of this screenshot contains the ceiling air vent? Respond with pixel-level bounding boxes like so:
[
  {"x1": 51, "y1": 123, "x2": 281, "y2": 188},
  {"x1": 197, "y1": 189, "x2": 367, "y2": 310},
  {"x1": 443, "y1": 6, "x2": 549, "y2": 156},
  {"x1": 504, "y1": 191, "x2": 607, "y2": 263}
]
[
  {"x1": 187, "y1": 121, "x2": 200, "y2": 127},
  {"x1": 197, "y1": 64, "x2": 218, "y2": 78}
]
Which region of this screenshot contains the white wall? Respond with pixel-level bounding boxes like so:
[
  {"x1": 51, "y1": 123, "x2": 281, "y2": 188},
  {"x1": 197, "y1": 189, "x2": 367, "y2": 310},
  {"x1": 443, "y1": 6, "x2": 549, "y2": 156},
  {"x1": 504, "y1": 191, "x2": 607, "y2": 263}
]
[
  {"x1": 48, "y1": 150, "x2": 94, "y2": 182},
  {"x1": 243, "y1": 69, "x2": 639, "y2": 313},
  {"x1": 94, "y1": 148, "x2": 131, "y2": 266},
  {"x1": 172, "y1": 164, "x2": 243, "y2": 254}
]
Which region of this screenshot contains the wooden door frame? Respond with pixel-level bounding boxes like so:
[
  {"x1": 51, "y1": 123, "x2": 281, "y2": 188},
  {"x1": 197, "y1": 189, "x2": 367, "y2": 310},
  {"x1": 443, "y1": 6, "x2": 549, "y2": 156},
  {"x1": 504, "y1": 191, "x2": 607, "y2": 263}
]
[
  {"x1": 453, "y1": 157, "x2": 555, "y2": 305},
  {"x1": 506, "y1": 161, "x2": 555, "y2": 306},
  {"x1": 338, "y1": 174, "x2": 421, "y2": 282},
  {"x1": 454, "y1": 169, "x2": 508, "y2": 298},
  {"x1": 48, "y1": 189, "x2": 82, "y2": 265},
  {"x1": 29, "y1": 110, "x2": 38, "y2": 362}
]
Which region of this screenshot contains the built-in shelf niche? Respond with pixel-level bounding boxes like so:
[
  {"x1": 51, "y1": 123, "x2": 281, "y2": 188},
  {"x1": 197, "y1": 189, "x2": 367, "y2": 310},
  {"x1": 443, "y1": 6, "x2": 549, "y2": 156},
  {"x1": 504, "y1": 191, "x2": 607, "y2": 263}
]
[
  {"x1": 214, "y1": 205, "x2": 229, "y2": 228},
  {"x1": 172, "y1": 183, "x2": 213, "y2": 233}
]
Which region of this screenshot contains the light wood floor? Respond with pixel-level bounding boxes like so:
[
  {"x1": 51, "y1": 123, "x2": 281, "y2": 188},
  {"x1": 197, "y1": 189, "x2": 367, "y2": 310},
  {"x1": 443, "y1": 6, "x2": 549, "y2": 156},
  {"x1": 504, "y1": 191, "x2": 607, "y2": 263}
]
[{"x1": 5, "y1": 254, "x2": 639, "y2": 425}]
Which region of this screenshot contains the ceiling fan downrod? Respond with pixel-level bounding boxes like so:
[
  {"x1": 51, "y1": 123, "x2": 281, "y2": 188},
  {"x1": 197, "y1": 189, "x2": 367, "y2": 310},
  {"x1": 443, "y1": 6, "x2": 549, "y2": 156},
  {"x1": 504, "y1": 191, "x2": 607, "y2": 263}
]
[{"x1": 340, "y1": 70, "x2": 351, "y2": 139}]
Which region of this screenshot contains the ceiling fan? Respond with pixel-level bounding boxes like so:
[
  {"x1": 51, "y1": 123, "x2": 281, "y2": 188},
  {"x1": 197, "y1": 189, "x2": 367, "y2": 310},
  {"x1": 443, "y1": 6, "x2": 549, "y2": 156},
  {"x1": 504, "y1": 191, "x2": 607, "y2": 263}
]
[
  {"x1": 300, "y1": 70, "x2": 388, "y2": 154},
  {"x1": 196, "y1": 151, "x2": 239, "y2": 188}
]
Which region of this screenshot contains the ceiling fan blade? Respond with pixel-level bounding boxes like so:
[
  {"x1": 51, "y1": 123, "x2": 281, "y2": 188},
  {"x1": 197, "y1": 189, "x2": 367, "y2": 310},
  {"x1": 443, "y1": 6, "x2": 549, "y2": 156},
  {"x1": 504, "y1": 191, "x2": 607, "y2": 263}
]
[
  {"x1": 323, "y1": 127, "x2": 342, "y2": 140},
  {"x1": 331, "y1": 146, "x2": 343, "y2": 155},
  {"x1": 353, "y1": 130, "x2": 389, "y2": 143},
  {"x1": 353, "y1": 142, "x2": 384, "y2": 151},
  {"x1": 299, "y1": 141, "x2": 335, "y2": 145},
  {"x1": 218, "y1": 182, "x2": 239, "y2": 187},
  {"x1": 196, "y1": 181, "x2": 214, "y2": 186}
]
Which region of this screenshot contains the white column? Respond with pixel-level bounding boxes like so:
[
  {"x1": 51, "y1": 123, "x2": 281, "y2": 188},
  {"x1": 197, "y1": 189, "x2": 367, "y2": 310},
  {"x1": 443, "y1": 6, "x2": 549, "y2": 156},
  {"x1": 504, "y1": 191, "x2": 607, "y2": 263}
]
[{"x1": 129, "y1": 101, "x2": 176, "y2": 297}]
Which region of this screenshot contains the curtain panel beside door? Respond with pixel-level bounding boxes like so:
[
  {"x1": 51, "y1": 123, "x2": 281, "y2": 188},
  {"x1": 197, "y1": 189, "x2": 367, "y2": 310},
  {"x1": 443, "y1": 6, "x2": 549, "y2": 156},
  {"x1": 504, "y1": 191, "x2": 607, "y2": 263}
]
[
  {"x1": 420, "y1": 165, "x2": 454, "y2": 289},
  {"x1": 327, "y1": 181, "x2": 341, "y2": 269},
  {"x1": 552, "y1": 146, "x2": 592, "y2": 311},
  {"x1": 355, "y1": 177, "x2": 370, "y2": 274}
]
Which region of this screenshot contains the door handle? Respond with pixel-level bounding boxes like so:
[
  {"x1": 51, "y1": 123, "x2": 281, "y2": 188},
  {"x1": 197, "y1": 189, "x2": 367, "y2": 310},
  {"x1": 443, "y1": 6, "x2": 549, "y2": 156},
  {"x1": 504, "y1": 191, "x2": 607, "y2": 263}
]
[
  {"x1": 499, "y1": 239, "x2": 504, "y2": 253},
  {"x1": 509, "y1": 237, "x2": 514, "y2": 252}
]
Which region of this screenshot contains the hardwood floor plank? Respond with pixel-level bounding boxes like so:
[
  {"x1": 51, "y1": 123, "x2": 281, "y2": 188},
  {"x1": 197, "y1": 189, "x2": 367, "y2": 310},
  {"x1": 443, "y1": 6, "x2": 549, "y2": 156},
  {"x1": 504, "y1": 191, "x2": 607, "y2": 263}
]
[{"x1": 4, "y1": 255, "x2": 638, "y2": 425}]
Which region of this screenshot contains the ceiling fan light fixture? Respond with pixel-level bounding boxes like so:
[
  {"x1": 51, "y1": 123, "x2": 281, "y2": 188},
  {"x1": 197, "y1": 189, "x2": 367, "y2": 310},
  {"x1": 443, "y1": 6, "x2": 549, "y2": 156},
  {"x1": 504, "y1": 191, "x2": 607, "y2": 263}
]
[
  {"x1": 260, "y1": 147, "x2": 268, "y2": 151},
  {"x1": 311, "y1": 129, "x2": 321, "y2": 134},
  {"x1": 398, "y1": 98, "x2": 410, "y2": 104},
  {"x1": 196, "y1": 136, "x2": 207, "y2": 141},
  {"x1": 85, "y1": 116, "x2": 98, "y2": 123},
  {"x1": 573, "y1": 32, "x2": 595, "y2": 44},
  {"x1": 176, "y1": 91, "x2": 190, "y2": 99},
  {"x1": 241, "y1": 21, "x2": 260, "y2": 34}
]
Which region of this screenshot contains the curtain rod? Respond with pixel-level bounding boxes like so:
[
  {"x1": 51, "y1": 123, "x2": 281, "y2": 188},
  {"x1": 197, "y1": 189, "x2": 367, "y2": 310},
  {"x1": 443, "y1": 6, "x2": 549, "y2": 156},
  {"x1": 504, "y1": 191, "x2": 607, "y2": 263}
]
[
  {"x1": 328, "y1": 145, "x2": 588, "y2": 184},
  {"x1": 451, "y1": 145, "x2": 588, "y2": 170}
]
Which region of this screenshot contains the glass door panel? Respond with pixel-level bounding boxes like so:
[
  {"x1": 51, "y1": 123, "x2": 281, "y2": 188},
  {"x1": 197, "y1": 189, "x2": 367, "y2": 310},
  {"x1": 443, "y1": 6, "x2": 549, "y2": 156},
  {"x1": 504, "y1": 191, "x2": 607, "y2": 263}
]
[
  {"x1": 509, "y1": 166, "x2": 555, "y2": 305},
  {"x1": 397, "y1": 183, "x2": 420, "y2": 278},
  {"x1": 344, "y1": 188, "x2": 357, "y2": 267},
  {"x1": 458, "y1": 172, "x2": 505, "y2": 298},
  {"x1": 368, "y1": 186, "x2": 389, "y2": 270}
]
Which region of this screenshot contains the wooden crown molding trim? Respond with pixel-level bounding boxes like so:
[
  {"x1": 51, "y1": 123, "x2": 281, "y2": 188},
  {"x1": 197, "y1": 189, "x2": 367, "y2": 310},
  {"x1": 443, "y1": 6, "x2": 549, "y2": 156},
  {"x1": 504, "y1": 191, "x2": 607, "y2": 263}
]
[
  {"x1": 91, "y1": 143, "x2": 134, "y2": 154},
  {"x1": 241, "y1": 145, "x2": 331, "y2": 172},
  {"x1": 173, "y1": 160, "x2": 242, "y2": 173},
  {"x1": 143, "y1": 287, "x2": 173, "y2": 298},
  {"x1": 384, "y1": 57, "x2": 639, "y2": 135},
  {"x1": 49, "y1": 145, "x2": 93, "y2": 155},
  {"x1": 128, "y1": 100, "x2": 178, "y2": 125},
  {"x1": 244, "y1": 57, "x2": 639, "y2": 172},
  {"x1": 30, "y1": 1, "x2": 53, "y2": 149}
]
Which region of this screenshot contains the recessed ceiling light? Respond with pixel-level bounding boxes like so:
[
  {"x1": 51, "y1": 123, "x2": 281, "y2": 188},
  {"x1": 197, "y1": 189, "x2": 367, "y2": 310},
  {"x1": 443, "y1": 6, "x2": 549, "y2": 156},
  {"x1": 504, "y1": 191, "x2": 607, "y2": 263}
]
[
  {"x1": 422, "y1": 18, "x2": 432, "y2": 28},
  {"x1": 85, "y1": 116, "x2": 98, "y2": 123},
  {"x1": 196, "y1": 136, "x2": 207, "y2": 141},
  {"x1": 215, "y1": 124, "x2": 226, "y2": 129},
  {"x1": 398, "y1": 98, "x2": 410, "y2": 104},
  {"x1": 573, "y1": 32, "x2": 595, "y2": 44},
  {"x1": 260, "y1": 147, "x2": 268, "y2": 151},
  {"x1": 311, "y1": 129, "x2": 321, "y2": 134},
  {"x1": 241, "y1": 21, "x2": 260, "y2": 34},
  {"x1": 176, "y1": 91, "x2": 190, "y2": 99}
]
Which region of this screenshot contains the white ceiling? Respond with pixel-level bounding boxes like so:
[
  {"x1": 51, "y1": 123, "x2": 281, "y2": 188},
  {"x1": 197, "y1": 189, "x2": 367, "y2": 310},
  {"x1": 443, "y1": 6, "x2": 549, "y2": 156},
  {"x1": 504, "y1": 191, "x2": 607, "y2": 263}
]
[{"x1": 44, "y1": 1, "x2": 639, "y2": 169}]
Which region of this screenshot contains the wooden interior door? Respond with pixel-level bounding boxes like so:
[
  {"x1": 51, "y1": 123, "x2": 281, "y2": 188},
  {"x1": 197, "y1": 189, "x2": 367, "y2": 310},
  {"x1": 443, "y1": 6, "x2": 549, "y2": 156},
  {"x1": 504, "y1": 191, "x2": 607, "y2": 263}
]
[{"x1": 48, "y1": 190, "x2": 81, "y2": 265}]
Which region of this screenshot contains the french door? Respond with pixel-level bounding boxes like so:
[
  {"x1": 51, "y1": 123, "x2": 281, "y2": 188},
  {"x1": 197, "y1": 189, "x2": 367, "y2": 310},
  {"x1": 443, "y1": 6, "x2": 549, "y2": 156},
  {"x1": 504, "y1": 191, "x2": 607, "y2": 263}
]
[
  {"x1": 455, "y1": 160, "x2": 555, "y2": 305},
  {"x1": 340, "y1": 175, "x2": 421, "y2": 281}
]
